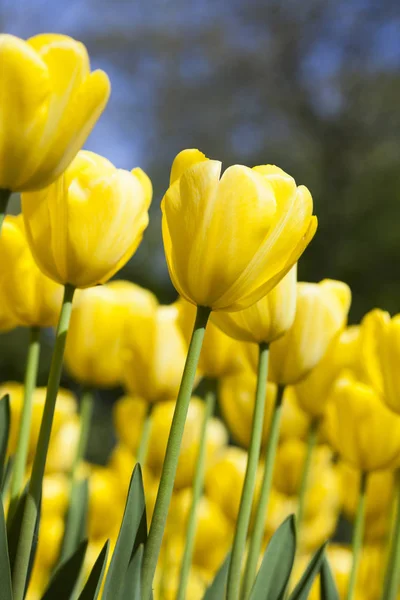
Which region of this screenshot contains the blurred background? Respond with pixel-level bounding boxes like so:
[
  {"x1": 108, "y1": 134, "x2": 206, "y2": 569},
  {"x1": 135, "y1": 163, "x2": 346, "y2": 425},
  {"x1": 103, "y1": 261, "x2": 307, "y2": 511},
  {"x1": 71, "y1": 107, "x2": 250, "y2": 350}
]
[{"x1": 1, "y1": 0, "x2": 400, "y2": 461}]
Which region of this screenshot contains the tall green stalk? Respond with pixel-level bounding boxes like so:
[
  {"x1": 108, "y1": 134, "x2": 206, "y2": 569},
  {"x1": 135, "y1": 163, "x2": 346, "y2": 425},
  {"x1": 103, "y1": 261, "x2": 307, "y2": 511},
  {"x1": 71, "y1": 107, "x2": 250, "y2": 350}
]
[
  {"x1": 12, "y1": 284, "x2": 75, "y2": 600},
  {"x1": 0, "y1": 188, "x2": 11, "y2": 233},
  {"x1": 136, "y1": 404, "x2": 153, "y2": 465},
  {"x1": 8, "y1": 327, "x2": 41, "y2": 522},
  {"x1": 296, "y1": 418, "x2": 319, "y2": 536},
  {"x1": 177, "y1": 378, "x2": 217, "y2": 600},
  {"x1": 241, "y1": 384, "x2": 285, "y2": 599},
  {"x1": 226, "y1": 342, "x2": 270, "y2": 600},
  {"x1": 59, "y1": 387, "x2": 94, "y2": 562},
  {"x1": 382, "y1": 469, "x2": 400, "y2": 600},
  {"x1": 141, "y1": 305, "x2": 211, "y2": 599},
  {"x1": 346, "y1": 471, "x2": 368, "y2": 600}
]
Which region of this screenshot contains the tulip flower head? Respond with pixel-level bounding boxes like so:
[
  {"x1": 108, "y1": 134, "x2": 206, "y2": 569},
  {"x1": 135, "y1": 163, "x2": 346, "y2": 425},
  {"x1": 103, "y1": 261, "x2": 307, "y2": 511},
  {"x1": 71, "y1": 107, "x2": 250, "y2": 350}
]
[
  {"x1": 0, "y1": 215, "x2": 62, "y2": 327},
  {"x1": 162, "y1": 150, "x2": 317, "y2": 311},
  {"x1": 0, "y1": 34, "x2": 110, "y2": 192},
  {"x1": 211, "y1": 264, "x2": 297, "y2": 344},
  {"x1": 21, "y1": 151, "x2": 152, "y2": 288}
]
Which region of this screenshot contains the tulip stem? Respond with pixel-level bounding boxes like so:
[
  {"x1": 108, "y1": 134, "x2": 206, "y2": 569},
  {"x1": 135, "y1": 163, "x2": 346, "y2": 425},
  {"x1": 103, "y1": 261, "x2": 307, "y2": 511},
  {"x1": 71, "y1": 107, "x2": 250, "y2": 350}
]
[
  {"x1": 8, "y1": 326, "x2": 41, "y2": 523},
  {"x1": 0, "y1": 188, "x2": 11, "y2": 233},
  {"x1": 346, "y1": 471, "x2": 368, "y2": 600},
  {"x1": 382, "y1": 469, "x2": 400, "y2": 600},
  {"x1": 59, "y1": 387, "x2": 94, "y2": 563},
  {"x1": 141, "y1": 305, "x2": 211, "y2": 599},
  {"x1": 136, "y1": 404, "x2": 153, "y2": 465},
  {"x1": 177, "y1": 378, "x2": 217, "y2": 600},
  {"x1": 296, "y1": 417, "x2": 319, "y2": 537},
  {"x1": 226, "y1": 342, "x2": 269, "y2": 600},
  {"x1": 241, "y1": 384, "x2": 285, "y2": 599},
  {"x1": 12, "y1": 284, "x2": 75, "y2": 600}
]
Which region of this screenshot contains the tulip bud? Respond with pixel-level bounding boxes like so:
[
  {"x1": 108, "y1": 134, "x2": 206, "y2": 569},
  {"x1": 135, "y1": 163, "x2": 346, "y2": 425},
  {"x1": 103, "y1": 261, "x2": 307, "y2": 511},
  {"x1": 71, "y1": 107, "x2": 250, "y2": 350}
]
[
  {"x1": 324, "y1": 374, "x2": 400, "y2": 471},
  {"x1": 0, "y1": 34, "x2": 110, "y2": 192},
  {"x1": 266, "y1": 279, "x2": 351, "y2": 385},
  {"x1": 176, "y1": 297, "x2": 244, "y2": 378},
  {"x1": 0, "y1": 215, "x2": 63, "y2": 327},
  {"x1": 22, "y1": 151, "x2": 152, "y2": 288},
  {"x1": 211, "y1": 264, "x2": 297, "y2": 344},
  {"x1": 123, "y1": 304, "x2": 189, "y2": 404},
  {"x1": 162, "y1": 150, "x2": 316, "y2": 311}
]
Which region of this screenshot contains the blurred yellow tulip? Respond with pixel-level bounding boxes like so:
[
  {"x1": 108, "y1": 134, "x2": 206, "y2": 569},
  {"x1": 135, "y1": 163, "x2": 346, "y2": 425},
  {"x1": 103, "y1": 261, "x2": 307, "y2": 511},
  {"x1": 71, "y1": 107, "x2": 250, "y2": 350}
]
[
  {"x1": 266, "y1": 279, "x2": 351, "y2": 385},
  {"x1": 324, "y1": 374, "x2": 400, "y2": 471},
  {"x1": 22, "y1": 151, "x2": 152, "y2": 288},
  {"x1": 41, "y1": 473, "x2": 69, "y2": 517},
  {"x1": 358, "y1": 308, "x2": 390, "y2": 397},
  {"x1": 295, "y1": 325, "x2": 362, "y2": 418},
  {"x1": 113, "y1": 395, "x2": 148, "y2": 454},
  {"x1": 0, "y1": 33, "x2": 110, "y2": 192},
  {"x1": 211, "y1": 264, "x2": 297, "y2": 344},
  {"x1": 36, "y1": 514, "x2": 64, "y2": 569},
  {"x1": 146, "y1": 397, "x2": 228, "y2": 489},
  {"x1": 0, "y1": 215, "x2": 63, "y2": 327},
  {"x1": 176, "y1": 297, "x2": 244, "y2": 378},
  {"x1": 340, "y1": 462, "x2": 394, "y2": 542},
  {"x1": 279, "y1": 386, "x2": 311, "y2": 441},
  {"x1": 162, "y1": 150, "x2": 316, "y2": 311},
  {"x1": 46, "y1": 414, "x2": 80, "y2": 473},
  {"x1": 123, "y1": 304, "x2": 190, "y2": 404},
  {"x1": 0, "y1": 382, "x2": 76, "y2": 459},
  {"x1": 88, "y1": 466, "x2": 124, "y2": 539}
]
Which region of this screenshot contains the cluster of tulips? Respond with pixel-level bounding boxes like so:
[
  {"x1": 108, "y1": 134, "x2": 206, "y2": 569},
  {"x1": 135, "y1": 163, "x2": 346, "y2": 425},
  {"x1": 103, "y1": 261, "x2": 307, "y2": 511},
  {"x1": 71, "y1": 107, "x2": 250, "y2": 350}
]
[{"x1": 1, "y1": 30, "x2": 400, "y2": 600}]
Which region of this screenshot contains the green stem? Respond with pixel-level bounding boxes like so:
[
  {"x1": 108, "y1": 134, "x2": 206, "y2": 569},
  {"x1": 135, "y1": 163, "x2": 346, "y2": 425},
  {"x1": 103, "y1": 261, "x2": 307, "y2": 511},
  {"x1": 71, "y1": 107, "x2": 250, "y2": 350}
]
[
  {"x1": 296, "y1": 417, "x2": 319, "y2": 538},
  {"x1": 136, "y1": 404, "x2": 153, "y2": 465},
  {"x1": 141, "y1": 305, "x2": 211, "y2": 599},
  {"x1": 59, "y1": 388, "x2": 94, "y2": 563},
  {"x1": 8, "y1": 327, "x2": 41, "y2": 523},
  {"x1": 177, "y1": 378, "x2": 217, "y2": 600},
  {"x1": 11, "y1": 284, "x2": 75, "y2": 600},
  {"x1": 382, "y1": 469, "x2": 400, "y2": 600},
  {"x1": 241, "y1": 384, "x2": 285, "y2": 599},
  {"x1": 226, "y1": 342, "x2": 270, "y2": 600},
  {"x1": 0, "y1": 188, "x2": 11, "y2": 233},
  {"x1": 346, "y1": 471, "x2": 368, "y2": 600}
]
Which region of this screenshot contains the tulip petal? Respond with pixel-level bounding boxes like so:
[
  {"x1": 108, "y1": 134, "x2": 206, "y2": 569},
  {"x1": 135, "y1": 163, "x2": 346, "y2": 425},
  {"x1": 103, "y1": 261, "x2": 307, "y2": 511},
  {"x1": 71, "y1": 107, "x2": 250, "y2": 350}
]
[{"x1": 169, "y1": 149, "x2": 208, "y2": 185}]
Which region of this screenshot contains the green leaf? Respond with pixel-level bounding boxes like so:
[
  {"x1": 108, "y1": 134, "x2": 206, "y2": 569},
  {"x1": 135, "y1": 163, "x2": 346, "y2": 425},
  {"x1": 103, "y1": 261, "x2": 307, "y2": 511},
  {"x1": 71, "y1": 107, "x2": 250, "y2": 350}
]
[
  {"x1": 0, "y1": 395, "x2": 10, "y2": 484},
  {"x1": 203, "y1": 552, "x2": 231, "y2": 600},
  {"x1": 320, "y1": 555, "x2": 339, "y2": 600},
  {"x1": 102, "y1": 464, "x2": 147, "y2": 600},
  {"x1": 0, "y1": 499, "x2": 13, "y2": 600},
  {"x1": 250, "y1": 515, "x2": 297, "y2": 600},
  {"x1": 59, "y1": 478, "x2": 89, "y2": 565},
  {"x1": 1, "y1": 457, "x2": 13, "y2": 499},
  {"x1": 78, "y1": 540, "x2": 109, "y2": 600},
  {"x1": 8, "y1": 487, "x2": 41, "y2": 595},
  {"x1": 121, "y1": 544, "x2": 143, "y2": 600},
  {"x1": 41, "y1": 540, "x2": 87, "y2": 600},
  {"x1": 289, "y1": 544, "x2": 327, "y2": 600}
]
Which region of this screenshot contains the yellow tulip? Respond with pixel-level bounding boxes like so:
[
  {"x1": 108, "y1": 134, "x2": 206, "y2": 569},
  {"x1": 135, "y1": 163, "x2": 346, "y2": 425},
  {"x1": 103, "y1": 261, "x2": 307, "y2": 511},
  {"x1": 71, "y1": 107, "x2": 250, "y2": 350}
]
[
  {"x1": 167, "y1": 490, "x2": 233, "y2": 572},
  {"x1": 146, "y1": 397, "x2": 228, "y2": 489},
  {"x1": 368, "y1": 312, "x2": 400, "y2": 414},
  {"x1": 46, "y1": 414, "x2": 80, "y2": 473},
  {"x1": 88, "y1": 466, "x2": 125, "y2": 539},
  {"x1": 123, "y1": 304, "x2": 189, "y2": 404},
  {"x1": 266, "y1": 279, "x2": 351, "y2": 385},
  {"x1": 176, "y1": 297, "x2": 244, "y2": 378},
  {"x1": 340, "y1": 462, "x2": 394, "y2": 542},
  {"x1": 279, "y1": 386, "x2": 311, "y2": 441},
  {"x1": 205, "y1": 446, "x2": 262, "y2": 523},
  {"x1": 162, "y1": 150, "x2": 317, "y2": 311},
  {"x1": 211, "y1": 264, "x2": 297, "y2": 344},
  {"x1": 292, "y1": 545, "x2": 352, "y2": 600},
  {"x1": 0, "y1": 382, "x2": 76, "y2": 459},
  {"x1": 64, "y1": 284, "x2": 152, "y2": 387},
  {"x1": 26, "y1": 564, "x2": 48, "y2": 600},
  {"x1": 324, "y1": 374, "x2": 400, "y2": 471},
  {"x1": 21, "y1": 151, "x2": 152, "y2": 288},
  {"x1": 0, "y1": 215, "x2": 62, "y2": 327},
  {"x1": 113, "y1": 395, "x2": 148, "y2": 455},
  {"x1": 36, "y1": 514, "x2": 64, "y2": 569},
  {"x1": 41, "y1": 473, "x2": 69, "y2": 517},
  {"x1": 0, "y1": 288, "x2": 18, "y2": 332},
  {"x1": 295, "y1": 325, "x2": 361, "y2": 418},
  {"x1": 358, "y1": 308, "x2": 390, "y2": 397},
  {"x1": 0, "y1": 34, "x2": 110, "y2": 192}
]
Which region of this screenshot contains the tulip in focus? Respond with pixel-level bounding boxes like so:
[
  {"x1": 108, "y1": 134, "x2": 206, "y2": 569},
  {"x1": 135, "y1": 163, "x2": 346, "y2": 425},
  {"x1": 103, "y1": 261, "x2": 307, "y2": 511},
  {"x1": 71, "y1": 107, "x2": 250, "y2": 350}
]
[
  {"x1": 0, "y1": 215, "x2": 63, "y2": 327},
  {"x1": 265, "y1": 279, "x2": 351, "y2": 385},
  {"x1": 162, "y1": 150, "x2": 317, "y2": 311},
  {"x1": 0, "y1": 34, "x2": 110, "y2": 192},
  {"x1": 22, "y1": 151, "x2": 152, "y2": 288},
  {"x1": 212, "y1": 264, "x2": 297, "y2": 344}
]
